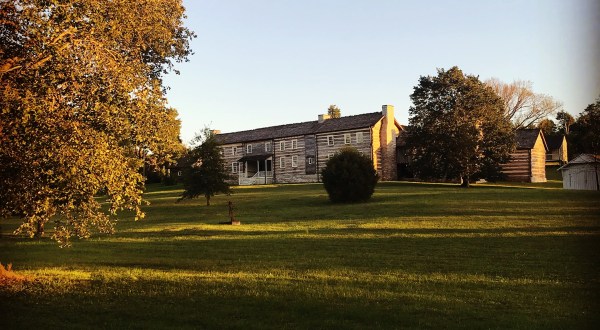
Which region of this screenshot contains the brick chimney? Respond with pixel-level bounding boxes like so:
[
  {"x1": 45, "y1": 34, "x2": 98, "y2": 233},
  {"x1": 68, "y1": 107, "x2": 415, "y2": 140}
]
[
  {"x1": 318, "y1": 114, "x2": 331, "y2": 123},
  {"x1": 380, "y1": 105, "x2": 398, "y2": 181}
]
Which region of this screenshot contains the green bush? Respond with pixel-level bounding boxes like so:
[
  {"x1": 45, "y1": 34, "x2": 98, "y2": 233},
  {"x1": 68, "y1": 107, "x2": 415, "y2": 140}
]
[{"x1": 321, "y1": 148, "x2": 379, "y2": 203}]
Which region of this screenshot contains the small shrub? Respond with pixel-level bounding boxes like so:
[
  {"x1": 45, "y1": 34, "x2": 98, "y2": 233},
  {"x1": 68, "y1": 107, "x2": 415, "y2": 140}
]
[{"x1": 321, "y1": 148, "x2": 379, "y2": 203}]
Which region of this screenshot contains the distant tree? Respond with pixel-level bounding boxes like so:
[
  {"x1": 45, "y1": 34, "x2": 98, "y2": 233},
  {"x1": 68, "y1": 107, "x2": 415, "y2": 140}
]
[
  {"x1": 537, "y1": 118, "x2": 557, "y2": 137},
  {"x1": 555, "y1": 111, "x2": 575, "y2": 135},
  {"x1": 485, "y1": 78, "x2": 563, "y2": 129},
  {"x1": 327, "y1": 104, "x2": 341, "y2": 118},
  {"x1": 321, "y1": 148, "x2": 378, "y2": 203},
  {"x1": 569, "y1": 98, "x2": 600, "y2": 157},
  {"x1": 179, "y1": 129, "x2": 231, "y2": 206},
  {"x1": 407, "y1": 67, "x2": 515, "y2": 187},
  {"x1": 0, "y1": 0, "x2": 195, "y2": 246}
]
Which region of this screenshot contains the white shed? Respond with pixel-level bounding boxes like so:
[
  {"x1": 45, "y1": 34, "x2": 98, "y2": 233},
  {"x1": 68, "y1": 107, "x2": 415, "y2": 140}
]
[{"x1": 558, "y1": 154, "x2": 600, "y2": 190}]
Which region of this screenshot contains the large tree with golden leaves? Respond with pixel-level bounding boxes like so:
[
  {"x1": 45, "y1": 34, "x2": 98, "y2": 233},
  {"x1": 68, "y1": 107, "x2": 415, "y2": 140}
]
[{"x1": 0, "y1": 0, "x2": 194, "y2": 246}]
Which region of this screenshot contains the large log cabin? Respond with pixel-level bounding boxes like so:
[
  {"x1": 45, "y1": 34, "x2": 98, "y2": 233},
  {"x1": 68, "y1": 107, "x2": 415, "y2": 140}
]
[{"x1": 215, "y1": 105, "x2": 403, "y2": 185}]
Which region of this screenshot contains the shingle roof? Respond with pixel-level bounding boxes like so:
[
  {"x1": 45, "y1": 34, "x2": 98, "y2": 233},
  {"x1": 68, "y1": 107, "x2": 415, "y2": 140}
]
[
  {"x1": 516, "y1": 129, "x2": 544, "y2": 149},
  {"x1": 215, "y1": 112, "x2": 383, "y2": 144},
  {"x1": 558, "y1": 154, "x2": 600, "y2": 170},
  {"x1": 545, "y1": 135, "x2": 565, "y2": 150}
]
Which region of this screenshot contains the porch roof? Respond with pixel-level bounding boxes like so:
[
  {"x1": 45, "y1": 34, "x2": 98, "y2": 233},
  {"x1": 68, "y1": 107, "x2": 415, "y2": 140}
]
[{"x1": 237, "y1": 154, "x2": 272, "y2": 162}]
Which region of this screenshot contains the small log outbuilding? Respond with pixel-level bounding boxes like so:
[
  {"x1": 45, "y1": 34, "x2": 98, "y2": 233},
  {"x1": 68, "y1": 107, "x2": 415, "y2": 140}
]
[
  {"x1": 501, "y1": 129, "x2": 548, "y2": 182},
  {"x1": 558, "y1": 154, "x2": 600, "y2": 190},
  {"x1": 545, "y1": 135, "x2": 568, "y2": 165}
]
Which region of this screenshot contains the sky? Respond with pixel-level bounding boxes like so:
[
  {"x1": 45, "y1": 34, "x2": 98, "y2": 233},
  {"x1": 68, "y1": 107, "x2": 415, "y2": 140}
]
[{"x1": 163, "y1": 0, "x2": 600, "y2": 145}]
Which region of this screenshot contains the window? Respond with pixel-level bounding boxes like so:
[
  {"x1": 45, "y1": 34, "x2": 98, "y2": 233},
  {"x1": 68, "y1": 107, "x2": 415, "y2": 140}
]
[
  {"x1": 291, "y1": 155, "x2": 298, "y2": 168},
  {"x1": 327, "y1": 135, "x2": 334, "y2": 146},
  {"x1": 177, "y1": 171, "x2": 182, "y2": 177},
  {"x1": 308, "y1": 157, "x2": 314, "y2": 165},
  {"x1": 356, "y1": 132, "x2": 363, "y2": 143},
  {"x1": 232, "y1": 162, "x2": 239, "y2": 173},
  {"x1": 247, "y1": 144, "x2": 252, "y2": 153},
  {"x1": 279, "y1": 157, "x2": 285, "y2": 168},
  {"x1": 231, "y1": 146, "x2": 237, "y2": 156},
  {"x1": 291, "y1": 139, "x2": 298, "y2": 149},
  {"x1": 327, "y1": 153, "x2": 334, "y2": 159},
  {"x1": 280, "y1": 141, "x2": 286, "y2": 151},
  {"x1": 265, "y1": 142, "x2": 272, "y2": 152},
  {"x1": 344, "y1": 134, "x2": 351, "y2": 144}
]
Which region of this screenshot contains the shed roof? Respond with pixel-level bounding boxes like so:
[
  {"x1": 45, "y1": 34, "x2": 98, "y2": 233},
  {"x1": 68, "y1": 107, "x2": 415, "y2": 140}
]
[
  {"x1": 558, "y1": 154, "x2": 600, "y2": 170},
  {"x1": 516, "y1": 129, "x2": 547, "y2": 150},
  {"x1": 545, "y1": 135, "x2": 566, "y2": 150},
  {"x1": 216, "y1": 112, "x2": 383, "y2": 144}
]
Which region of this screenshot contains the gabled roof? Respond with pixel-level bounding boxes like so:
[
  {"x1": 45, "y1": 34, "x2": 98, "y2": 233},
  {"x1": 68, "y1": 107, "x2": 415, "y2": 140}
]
[
  {"x1": 558, "y1": 154, "x2": 600, "y2": 170},
  {"x1": 516, "y1": 129, "x2": 547, "y2": 151},
  {"x1": 545, "y1": 135, "x2": 566, "y2": 150},
  {"x1": 216, "y1": 112, "x2": 384, "y2": 144}
]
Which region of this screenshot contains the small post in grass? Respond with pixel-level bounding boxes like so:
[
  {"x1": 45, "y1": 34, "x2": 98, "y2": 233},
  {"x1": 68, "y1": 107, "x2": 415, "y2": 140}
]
[{"x1": 227, "y1": 201, "x2": 240, "y2": 225}]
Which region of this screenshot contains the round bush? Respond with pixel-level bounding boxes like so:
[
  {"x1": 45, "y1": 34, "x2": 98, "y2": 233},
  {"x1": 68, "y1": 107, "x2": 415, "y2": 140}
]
[{"x1": 321, "y1": 148, "x2": 379, "y2": 203}]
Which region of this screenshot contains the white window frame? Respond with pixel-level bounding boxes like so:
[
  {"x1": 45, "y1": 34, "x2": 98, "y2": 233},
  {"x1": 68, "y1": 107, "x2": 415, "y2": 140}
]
[
  {"x1": 247, "y1": 144, "x2": 252, "y2": 154},
  {"x1": 291, "y1": 155, "x2": 298, "y2": 168},
  {"x1": 356, "y1": 132, "x2": 364, "y2": 143},
  {"x1": 279, "y1": 157, "x2": 285, "y2": 168},
  {"x1": 265, "y1": 142, "x2": 271, "y2": 152},
  {"x1": 327, "y1": 153, "x2": 334, "y2": 160},
  {"x1": 327, "y1": 135, "x2": 334, "y2": 146},
  {"x1": 231, "y1": 146, "x2": 237, "y2": 156},
  {"x1": 344, "y1": 133, "x2": 351, "y2": 144},
  {"x1": 280, "y1": 141, "x2": 286, "y2": 151},
  {"x1": 308, "y1": 157, "x2": 314, "y2": 165},
  {"x1": 232, "y1": 162, "x2": 239, "y2": 174},
  {"x1": 291, "y1": 139, "x2": 298, "y2": 149}
]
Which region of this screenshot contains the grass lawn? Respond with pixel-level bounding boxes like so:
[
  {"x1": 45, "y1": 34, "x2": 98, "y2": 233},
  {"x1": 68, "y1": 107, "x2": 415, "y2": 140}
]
[{"x1": 1, "y1": 182, "x2": 599, "y2": 329}]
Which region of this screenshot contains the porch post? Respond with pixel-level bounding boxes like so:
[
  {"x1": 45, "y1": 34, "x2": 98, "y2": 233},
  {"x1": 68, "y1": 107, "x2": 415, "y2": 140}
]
[{"x1": 265, "y1": 159, "x2": 268, "y2": 184}]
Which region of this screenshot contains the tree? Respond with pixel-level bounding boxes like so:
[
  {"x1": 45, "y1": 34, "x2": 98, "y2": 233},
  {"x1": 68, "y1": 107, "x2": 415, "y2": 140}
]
[
  {"x1": 321, "y1": 148, "x2": 378, "y2": 203},
  {"x1": 407, "y1": 67, "x2": 515, "y2": 187},
  {"x1": 327, "y1": 104, "x2": 341, "y2": 118},
  {"x1": 485, "y1": 78, "x2": 563, "y2": 128},
  {"x1": 0, "y1": 1, "x2": 195, "y2": 246},
  {"x1": 555, "y1": 111, "x2": 575, "y2": 135},
  {"x1": 179, "y1": 129, "x2": 232, "y2": 206},
  {"x1": 569, "y1": 97, "x2": 600, "y2": 157},
  {"x1": 537, "y1": 118, "x2": 557, "y2": 137}
]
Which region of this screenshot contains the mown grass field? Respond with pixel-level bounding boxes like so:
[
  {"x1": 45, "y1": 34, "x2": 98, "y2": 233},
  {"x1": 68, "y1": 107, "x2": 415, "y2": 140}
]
[{"x1": 1, "y1": 181, "x2": 599, "y2": 329}]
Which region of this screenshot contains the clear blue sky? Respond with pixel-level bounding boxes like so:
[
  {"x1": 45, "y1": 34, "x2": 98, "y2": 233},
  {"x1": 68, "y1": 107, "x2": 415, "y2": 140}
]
[{"x1": 163, "y1": 0, "x2": 599, "y2": 144}]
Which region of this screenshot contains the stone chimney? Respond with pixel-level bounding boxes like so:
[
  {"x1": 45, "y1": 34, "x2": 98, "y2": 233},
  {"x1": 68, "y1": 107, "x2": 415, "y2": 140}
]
[
  {"x1": 211, "y1": 130, "x2": 221, "y2": 135},
  {"x1": 318, "y1": 114, "x2": 331, "y2": 123},
  {"x1": 380, "y1": 105, "x2": 398, "y2": 181}
]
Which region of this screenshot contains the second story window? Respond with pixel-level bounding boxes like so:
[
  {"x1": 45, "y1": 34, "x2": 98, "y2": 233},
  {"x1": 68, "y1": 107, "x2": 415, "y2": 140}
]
[
  {"x1": 280, "y1": 141, "x2": 286, "y2": 151},
  {"x1": 265, "y1": 142, "x2": 272, "y2": 152},
  {"x1": 327, "y1": 135, "x2": 334, "y2": 146},
  {"x1": 232, "y1": 146, "x2": 237, "y2": 156},
  {"x1": 247, "y1": 144, "x2": 252, "y2": 154},
  {"x1": 344, "y1": 134, "x2": 351, "y2": 144},
  {"x1": 291, "y1": 139, "x2": 298, "y2": 149}
]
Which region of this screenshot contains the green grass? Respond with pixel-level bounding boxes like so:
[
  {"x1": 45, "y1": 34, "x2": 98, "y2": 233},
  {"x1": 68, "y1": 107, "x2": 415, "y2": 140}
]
[{"x1": 1, "y1": 182, "x2": 599, "y2": 329}]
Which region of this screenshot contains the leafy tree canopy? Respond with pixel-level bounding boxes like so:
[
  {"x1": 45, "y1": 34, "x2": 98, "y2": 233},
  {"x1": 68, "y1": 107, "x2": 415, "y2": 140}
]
[
  {"x1": 327, "y1": 104, "x2": 341, "y2": 118},
  {"x1": 321, "y1": 148, "x2": 378, "y2": 203},
  {"x1": 0, "y1": 0, "x2": 195, "y2": 246},
  {"x1": 179, "y1": 129, "x2": 232, "y2": 206},
  {"x1": 569, "y1": 97, "x2": 600, "y2": 157},
  {"x1": 407, "y1": 67, "x2": 515, "y2": 186}
]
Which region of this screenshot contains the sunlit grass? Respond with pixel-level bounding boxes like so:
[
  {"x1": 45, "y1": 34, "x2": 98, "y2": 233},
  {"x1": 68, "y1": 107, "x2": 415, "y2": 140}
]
[{"x1": 1, "y1": 181, "x2": 599, "y2": 328}]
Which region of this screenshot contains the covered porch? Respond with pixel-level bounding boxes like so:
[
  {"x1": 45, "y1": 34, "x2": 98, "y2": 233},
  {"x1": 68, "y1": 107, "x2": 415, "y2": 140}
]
[{"x1": 237, "y1": 154, "x2": 273, "y2": 185}]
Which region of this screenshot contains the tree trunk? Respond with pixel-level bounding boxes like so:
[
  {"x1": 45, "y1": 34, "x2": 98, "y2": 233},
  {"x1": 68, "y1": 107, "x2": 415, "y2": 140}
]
[
  {"x1": 461, "y1": 175, "x2": 470, "y2": 188},
  {"x1": 35, "y1": 221, "x2": 45, "y2": 238}
]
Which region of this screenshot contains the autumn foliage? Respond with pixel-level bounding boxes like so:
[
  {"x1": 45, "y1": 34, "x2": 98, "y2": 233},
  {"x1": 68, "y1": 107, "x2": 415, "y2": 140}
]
[{"x1": 0, "y1": 1, "x2": 194, "y2": 246}]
